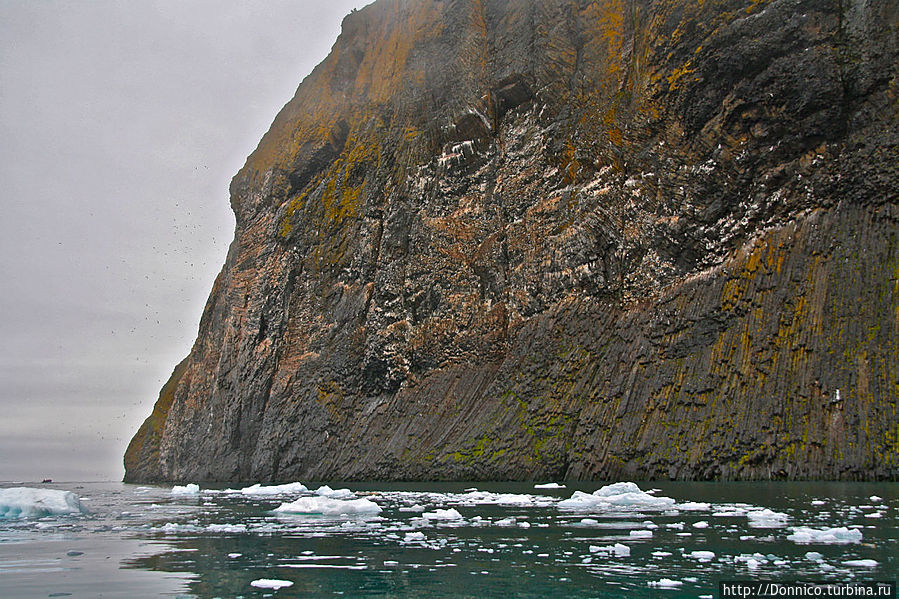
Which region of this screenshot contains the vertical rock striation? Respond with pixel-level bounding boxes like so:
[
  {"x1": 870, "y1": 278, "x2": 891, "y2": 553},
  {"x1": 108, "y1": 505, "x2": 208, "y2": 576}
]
[{"x1": 125, "y1": 0, "x2": 899, "y2": 482}]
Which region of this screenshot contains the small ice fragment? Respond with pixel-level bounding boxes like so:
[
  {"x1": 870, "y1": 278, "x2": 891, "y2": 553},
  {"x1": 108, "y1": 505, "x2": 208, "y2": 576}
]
[
  {"x1": 648, "y1": 579, "x2": 682, "y2": 588},
  {"x1": 805, "y1": 551, "x2": 824, "y2": 561},
  {"x1": 667, "y1": 522, "x2": 684, "y2": 529},
  {"x1": 494, "y1": 517, "x2": 517, "y2": 526},
  {"x1": 315, "y1": 485, "x2": 355, "y2": 499},
  {"x1": 206, "y1": 523, "x2": 247, "y2": 533},
  {"x1": 811, "y1": 500, "x2": 826, "y2": 506},
  {"x1": 678, "y1": 502, "x2": 711, "y2": 511},
  {"x1": 399, "y1": 504, "x2": 426, "y2": 513},
  {"x1": 590, "y1": 543, "x2": 630, "y2": 557},
  {"x1": 747, "y1": 509, "x2": 788, "y2": 528},
  {"x1": 787, "y1": 526, "x2": 862, "y2": 545},
  {"x1": 869, "y1": 495, "x2": 882, "y2": 502},
  {"x1": 692, "y1": 521, "x2": 709, "y2": 529},
  {"x1": 250, "y1": 579, "x2": 293, "y2": 590},
  {"x1": 689, "y1": 550, "x2": 716, "y2": 561},
  {"x1": 843, "y1": 559, "x2": 878, "y2": 568},
  {"x1": 171, "y1": 484, "x2": 199, "y2": 495},
  {"x1": 519, "y1": 521, "x2": 531, "y2": 528},
  {"x1": 652, "y1": 551, "x2": 672, "y2": 557},
  {"x1": 422, "y1": 508, "x2": 463, "y2": 521},
  {"x1": 238, "y1": 482, "x2": 308, "y2": 496},
  {"x1": 579, "y1": 518, "x2": 599, "y2": 526},
  {"x1": 864, "y1": 512, "x2": 883, "y2": 519},
  {"x1": 404, "y1": 531, "x2": 426, "y2": 542},
  {"x1": 228, "y1": 553, "x2": 242, "y2": 558},
  {"x1": 534, "y1": 483, "x2": 565, "y2": 489},
  {"x1": 629, "y1": 530, "x2": 653, "y2": 538},
  {"x1": 384, "y1": 560, "x2": 398, "y2": 566}
]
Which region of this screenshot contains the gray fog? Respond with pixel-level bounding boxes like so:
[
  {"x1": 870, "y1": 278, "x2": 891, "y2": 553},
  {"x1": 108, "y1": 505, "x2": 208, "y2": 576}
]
[{"x1": 0, "y1": 1, "x2": 371, "y2": 481}]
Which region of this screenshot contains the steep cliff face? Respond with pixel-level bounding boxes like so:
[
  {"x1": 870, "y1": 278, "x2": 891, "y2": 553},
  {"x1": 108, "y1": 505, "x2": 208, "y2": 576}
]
[{"x1": 125, "y1": 0, "x2": 899, "y2": 483}]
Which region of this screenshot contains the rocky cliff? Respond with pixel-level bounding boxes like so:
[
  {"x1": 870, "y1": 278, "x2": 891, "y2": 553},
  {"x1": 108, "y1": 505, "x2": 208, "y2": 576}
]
[{"x1": 125, "y1": 0, "x2": 899, "y2": 482}]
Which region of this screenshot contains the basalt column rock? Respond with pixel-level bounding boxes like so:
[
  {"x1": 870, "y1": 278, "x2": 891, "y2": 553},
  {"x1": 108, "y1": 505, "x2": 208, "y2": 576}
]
[{"x1": 125, "y1": 0, "x2": 899, "y2": 483}]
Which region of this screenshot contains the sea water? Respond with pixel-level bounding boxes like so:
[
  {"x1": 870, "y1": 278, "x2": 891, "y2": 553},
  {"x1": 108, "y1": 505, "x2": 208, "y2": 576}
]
[{"x1": 0, "y1": 480, "x2": 895, "y2": 598}]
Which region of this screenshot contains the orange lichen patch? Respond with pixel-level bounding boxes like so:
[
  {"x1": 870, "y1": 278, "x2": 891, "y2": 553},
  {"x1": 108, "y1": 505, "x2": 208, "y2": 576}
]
[{"x1": 241, "y1": 0, "x2": 445, "y2": 183}]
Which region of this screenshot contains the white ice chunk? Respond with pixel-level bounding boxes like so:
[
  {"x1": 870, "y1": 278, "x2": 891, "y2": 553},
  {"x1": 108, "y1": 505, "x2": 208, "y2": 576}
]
[
  {"x1": 864, "y1": 512, "x2": 883, "y2": 519},
  {"x1": 315, "y1": 485, "x2": 355, "y2": 499},
  {"x1": 0, "y1": 487, "x2": 87, "y2": 518},
  {"x1": 747, "y1": 508, "x2": 789, "y2": 528},
  {"x1": 558, "y1": 482, "x2": 675, "y2": 511},
  {"x1": 652, "y1": 551, "x2": 673, "y2": 557},
  {"x1": 689, "y1": 550, "x2": 716, "y2": 561},
  {"x1": 589, "y1": 543, "x2": 630, "y2": 557},
  {"x1": 238, "y1": 482, "x2": 308, "y2": 496},
  {"x1": 250, "y1": 579, "x2": 293, "y2": 590},
  {"x1": 692, "y1": 521, "x2": 709, "y2": 529},
  {"x1": 171, "y1": 484, "x2": 200, "y2": 496},
  {"x1": 869, "y1": 495, "x2": 882, "y2": 502},
  {"x1": 629, "y1": 529, "x2": 653, "y2": 538},
  {"x1": 678, "y1": 502, "x2": 711, "y2": 511},
  {"x1": 206, "y1": 523, "x2": 247, "y2": 533},
  {"x1": 843, "y1": 559, "x2": 878, "y2": 567},
  {"x1": 274, "y1": 496, "x2": 381, "y2": 516},
  {"x1": 667, "y1": 522, "x2": 685, "y2": 529},
  {"x1": 787, "y1": 526, "x2": 862, "y2": 545},
  {"x1": 811, "y1": 500, "x2": 826, "y2": 506},
  {"x1": 403, "y1": 531, "x2": 426, "y2": 543},
  {"x1": 648, "y1": 579, "x2": 683, "y2": 588},
  {"x1": 534, "y1": 483, "x2": 565, "y2": 489},
  {"x1": 228, "y1": 553, "x2": 242, "y2": 558},
  {"x1": 422, "y1": 508, "x2": 463, "y2": 521},
  {"x1": 805, "y1": 551, "x2": 824, "y2": 561}
]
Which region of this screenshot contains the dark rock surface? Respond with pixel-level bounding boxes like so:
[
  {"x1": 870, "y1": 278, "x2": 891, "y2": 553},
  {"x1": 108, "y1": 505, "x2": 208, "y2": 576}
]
[{"x1": 125, "y1": 0, "x2": 899, "y2": 482}]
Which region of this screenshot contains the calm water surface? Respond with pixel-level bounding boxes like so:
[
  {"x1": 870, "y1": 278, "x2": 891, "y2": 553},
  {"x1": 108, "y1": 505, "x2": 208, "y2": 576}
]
[{"x1": 0, "y1": 480, "x2": 895, "y2": 598}]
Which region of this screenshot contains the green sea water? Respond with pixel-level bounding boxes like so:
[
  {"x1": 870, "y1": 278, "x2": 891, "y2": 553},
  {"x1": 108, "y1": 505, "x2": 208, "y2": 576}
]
[{"x1": 0, "y1": 481, "x2": 895, "y2": 598}]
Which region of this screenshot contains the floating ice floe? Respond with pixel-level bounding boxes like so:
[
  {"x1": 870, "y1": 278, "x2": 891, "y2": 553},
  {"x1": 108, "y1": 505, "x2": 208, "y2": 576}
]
[
  {"x1": 787, "y1": 526, "x2": 862, "y2": 545},
  {"x1": 534, "y1": 483, "x2": 566, "y2": 489},
  {"x1": 273, "y1": 496, "x2": 381, "y2": 516},
  {"x1": 843, "y1": 559, "x2": 878, "y2": 568},
  {"x1": 236, "y1": 482, "x2": 308, "y2": 496},
  {"x1": 648, "y1": 579, "x2": 683, "y2": 588},
  {"x1": 678, "y1": 502, "x2": 711, "y2": 511},
  {"x1": 422, "y1": 508, "x2": 463, "y2": 521},
  {"x1": 688, "y1": 550, "x2": 716, "y2": 562},
  {"x1": 558, "y1": 482, "x2": 675, "y2": 512},
  {"x1": 0, "y1": 487, "x2": 87, "y2": 518},
  {"x1": 804, "y1": 551, "x2": 824, "y2": 561},
  {"x1": 811, "y1": 500, "x2": 826, "y2": 506},
  {"x1": 747, "y1": 509, "x2": 789, "y2": 528},
  {"x1": 171, "y1": 484, "x2": 200, "y2": 496},
  {"x1": 692, "y1": 521, "x2": 709, "y2": 529},
  {"x1": 315, "y1": 485, "x2": 355, "y2": 499},
  {"x1": 629, "y1": 529, "x2": 653, "y2": 539},
  {"x1": 589, "y1": 543, "x2": 630, "y2": 557},
  {"x1": 206, "y1": 523, "x2": 247, "y2": 533},
  {"x1": 250, "y1": 579, "x2": 293, "y2": 590},
  {"x1": 869, "y1": 495, "x2": 882, "y2": 502},
  {"x1": 735, "y1": 553, "x2": 767, "y2": 569}
]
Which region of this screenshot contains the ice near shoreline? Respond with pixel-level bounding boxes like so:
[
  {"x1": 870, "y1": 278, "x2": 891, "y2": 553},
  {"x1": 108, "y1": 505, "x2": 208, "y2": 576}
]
[
  {"x1": 558, "y1": 482, "x2": 676, "y2": 511},
  {"x1": 0, "y1": 487, "x2": 87, "y2": 518},
  {"x1": 273, "y1": 495, "x2": 382, "y2": 516}
]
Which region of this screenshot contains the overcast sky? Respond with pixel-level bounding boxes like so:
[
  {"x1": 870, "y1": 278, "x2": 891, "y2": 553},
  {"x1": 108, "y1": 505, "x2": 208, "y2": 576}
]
[{"x1": 0, "y1": 0, "x2": 371, "y2": 482}]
